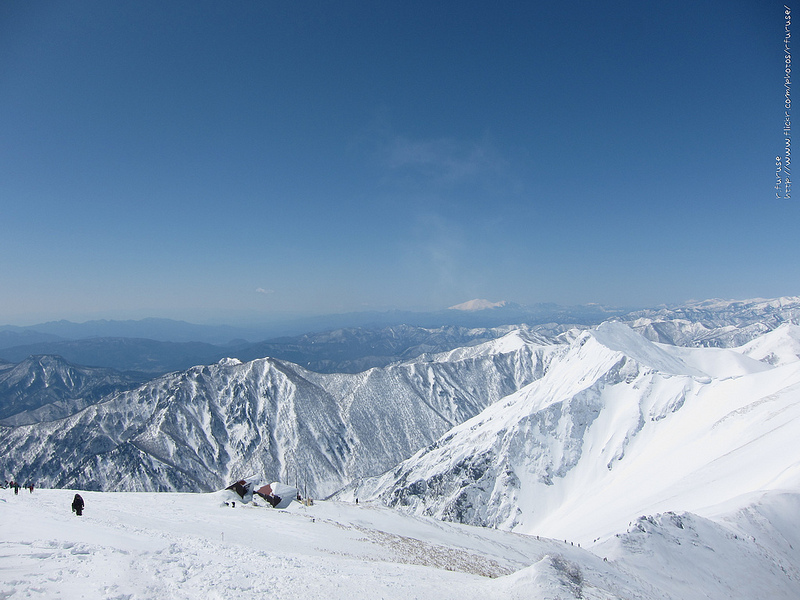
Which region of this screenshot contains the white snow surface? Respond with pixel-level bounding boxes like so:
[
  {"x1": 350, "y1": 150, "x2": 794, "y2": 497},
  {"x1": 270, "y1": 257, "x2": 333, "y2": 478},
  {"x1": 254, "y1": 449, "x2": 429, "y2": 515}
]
[
  {"x1": 735, "y1": 323, "x2": 800, "y2": 366},
  {"x1": 342, "y1": 323, "x2": 800, "y2": 566},
  {"x1": 2, "y1": 486, "x2": 799, "y2": 599}
]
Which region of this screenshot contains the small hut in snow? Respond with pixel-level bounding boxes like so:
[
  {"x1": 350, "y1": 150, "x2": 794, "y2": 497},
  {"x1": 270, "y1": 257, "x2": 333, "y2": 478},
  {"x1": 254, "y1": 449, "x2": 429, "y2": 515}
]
[{"x1": 224, "y1": 478, "x2": 297, "y2": 509}]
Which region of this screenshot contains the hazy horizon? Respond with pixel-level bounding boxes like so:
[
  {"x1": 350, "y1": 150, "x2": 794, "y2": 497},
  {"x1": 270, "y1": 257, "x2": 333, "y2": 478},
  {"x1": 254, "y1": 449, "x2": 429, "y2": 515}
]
[
  {"x1": 1, "y1": 296, "x2": 634, "y2": 329},
  {"x1": 5, "y1": 294, "x2": 800, "y2": 332}
]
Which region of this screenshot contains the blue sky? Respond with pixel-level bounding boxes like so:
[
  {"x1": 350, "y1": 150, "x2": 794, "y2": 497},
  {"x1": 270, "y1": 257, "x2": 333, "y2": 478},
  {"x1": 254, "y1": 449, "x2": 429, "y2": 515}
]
[{"x1": 1, "y1": 1, "x2": 797, "y2": 325}]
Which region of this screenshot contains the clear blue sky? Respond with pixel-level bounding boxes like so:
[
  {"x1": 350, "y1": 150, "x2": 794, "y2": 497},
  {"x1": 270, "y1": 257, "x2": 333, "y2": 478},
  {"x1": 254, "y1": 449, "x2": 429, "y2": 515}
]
[{"x1": 1, "y1": 1, "x2": 796, "y2": 325}]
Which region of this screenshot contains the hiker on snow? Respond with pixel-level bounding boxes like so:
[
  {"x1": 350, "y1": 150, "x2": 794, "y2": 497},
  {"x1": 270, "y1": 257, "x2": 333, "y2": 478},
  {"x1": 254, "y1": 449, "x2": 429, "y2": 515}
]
[{"x1": 72, "y1": 494, "x2": 84, "y2": 516}]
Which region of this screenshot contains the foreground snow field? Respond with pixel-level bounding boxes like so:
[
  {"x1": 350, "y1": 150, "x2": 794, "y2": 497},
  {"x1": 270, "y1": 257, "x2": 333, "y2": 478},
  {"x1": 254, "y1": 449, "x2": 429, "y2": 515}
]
[{"x1": 2, "y1": 486, "x2": 799, "y2": 599}]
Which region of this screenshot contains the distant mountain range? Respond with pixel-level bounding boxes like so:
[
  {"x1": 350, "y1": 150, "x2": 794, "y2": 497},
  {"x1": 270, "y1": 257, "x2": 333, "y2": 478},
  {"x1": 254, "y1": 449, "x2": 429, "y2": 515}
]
[
  {"x1": 0, "y1": 295, "x2": 798, "y2": 497},
  {"x1": 1, "y1": 297, "x2": 798, "y2": 376},
  {"x1": 0, "y1": 337, "x2": 232, "y2": 375},
  {"x1": 0, "y1": 300, "x2": 630, "y2": 375},
  {"x1": 1, "y1": 297, "x2": 798, "y2": 429},
  {"x1": 0, "y1": 300, "x2": 630, "y2": 348},
  {"x1": 0, "y1": 318, "x2": 259, "y2": 347}
]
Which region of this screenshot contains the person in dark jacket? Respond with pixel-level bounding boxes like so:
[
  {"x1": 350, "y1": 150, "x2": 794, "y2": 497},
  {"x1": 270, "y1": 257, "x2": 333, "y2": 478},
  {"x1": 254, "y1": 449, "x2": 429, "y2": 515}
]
[{"x1": 72, "y1": 494, "x2": 84, "y2": 516}]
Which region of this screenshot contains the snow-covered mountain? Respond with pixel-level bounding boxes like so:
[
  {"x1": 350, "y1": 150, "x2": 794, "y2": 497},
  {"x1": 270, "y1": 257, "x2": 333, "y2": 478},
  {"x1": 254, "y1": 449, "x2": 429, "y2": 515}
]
[
  {"x1": 0, "y1": 330, "x2": 555, "y2": 497},
  {"x1": 620, "y1": 295, "x2": 800, "y2": 347},
  {"x1": 0, "y1": 355, "x2": 148, "y2": 426},
  {"x1": 448, "y1": 299, "x2": 510, "y2": 311},
  {"x1": 3, "y1": 296, "x2": 799, "y2": 503},
  {"x1": 339, "y1": 322, "x2": 800, "y2": 546},
  {"x1": 5, "y1": 296, "x2": 796, "y2": 377}
]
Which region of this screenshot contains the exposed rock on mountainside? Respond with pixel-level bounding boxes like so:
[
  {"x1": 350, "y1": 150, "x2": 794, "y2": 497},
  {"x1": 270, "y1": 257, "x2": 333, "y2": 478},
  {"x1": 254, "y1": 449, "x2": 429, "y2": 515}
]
[{"x1": 0, "y1": 331, "x2": 552, "y2": 496}]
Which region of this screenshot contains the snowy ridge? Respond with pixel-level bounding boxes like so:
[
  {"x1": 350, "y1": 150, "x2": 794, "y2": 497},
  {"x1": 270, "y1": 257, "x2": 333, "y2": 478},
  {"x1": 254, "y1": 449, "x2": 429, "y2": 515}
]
[
  {"x1": 341, "y1": 322, "x2": 800, "y2": 547},
  {"x1": 403, "y1": 328, "x2": 553, "y2": 365},
  {"x1": 0, "y1": 332, "x2": 555, "y2": 497},
  {"x1": 735, "y1": 323, "x2": 800, "y2": 366},
  {"x1": 620, "y1": 295, "x2": 800, "y2": 347}
]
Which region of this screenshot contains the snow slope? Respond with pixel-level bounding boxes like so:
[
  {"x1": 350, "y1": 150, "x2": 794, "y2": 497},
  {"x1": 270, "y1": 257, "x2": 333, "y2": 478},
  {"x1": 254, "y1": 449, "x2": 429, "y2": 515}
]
[
  {"x1": 735, "y1": 323, "x2": 800, "y2": 366},
  {"x1": 2, "y1": 486, "x2": 798, "y2": 599},
  {"x1": 343, "y1": 322, "x2": 800, "y2": 548}
]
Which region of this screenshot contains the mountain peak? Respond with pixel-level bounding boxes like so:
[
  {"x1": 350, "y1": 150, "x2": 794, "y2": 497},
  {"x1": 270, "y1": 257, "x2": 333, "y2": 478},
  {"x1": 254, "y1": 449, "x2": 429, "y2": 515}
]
[{"x1": 448, "y1": 299, "x2": 508, "y2": 312}]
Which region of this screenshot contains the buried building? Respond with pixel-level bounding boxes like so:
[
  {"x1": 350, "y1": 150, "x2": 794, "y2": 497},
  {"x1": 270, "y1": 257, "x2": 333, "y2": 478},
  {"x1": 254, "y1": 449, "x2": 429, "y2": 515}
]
[{"x1": 225, "y1": 478, "x2": 297, "y2": 509}]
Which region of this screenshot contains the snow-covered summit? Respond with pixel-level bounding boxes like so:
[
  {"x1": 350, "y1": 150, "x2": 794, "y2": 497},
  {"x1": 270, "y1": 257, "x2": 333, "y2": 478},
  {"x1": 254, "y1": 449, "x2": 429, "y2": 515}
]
[
  {"x1": 216, "y1": 357, "x2": 243, "y2": 367},
  {"x1": 343, "y1": 322, "x2": 800, "y2": 547},
  {"x1": 589, "y1": 321, "x2": 706, "y2": 377},
  {"x1": 448, "y1": 299, "x2": 509, "y2": 311}
]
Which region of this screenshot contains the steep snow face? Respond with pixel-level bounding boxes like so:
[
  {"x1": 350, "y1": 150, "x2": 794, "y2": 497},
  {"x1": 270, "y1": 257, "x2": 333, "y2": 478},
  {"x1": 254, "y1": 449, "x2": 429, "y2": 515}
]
[
  {"x1": 0, "y1": 331, "x2": 559, "y2": 497},
  {"x1": 591, "y1": 492, "x2": 800, "y2": 600},
  {"x1": 344, "y1": 322, "x2": 800, "y2": 544}
]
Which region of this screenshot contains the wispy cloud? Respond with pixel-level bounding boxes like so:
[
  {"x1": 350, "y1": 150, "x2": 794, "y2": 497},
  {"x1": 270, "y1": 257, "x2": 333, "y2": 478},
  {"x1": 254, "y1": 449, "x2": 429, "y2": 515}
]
[
  {"x1": 385, "y1": 135, "x2": 507, "y2": 186},
  {"x1": 255, "y1": 287, "x2": 274, "y2": 295}
]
